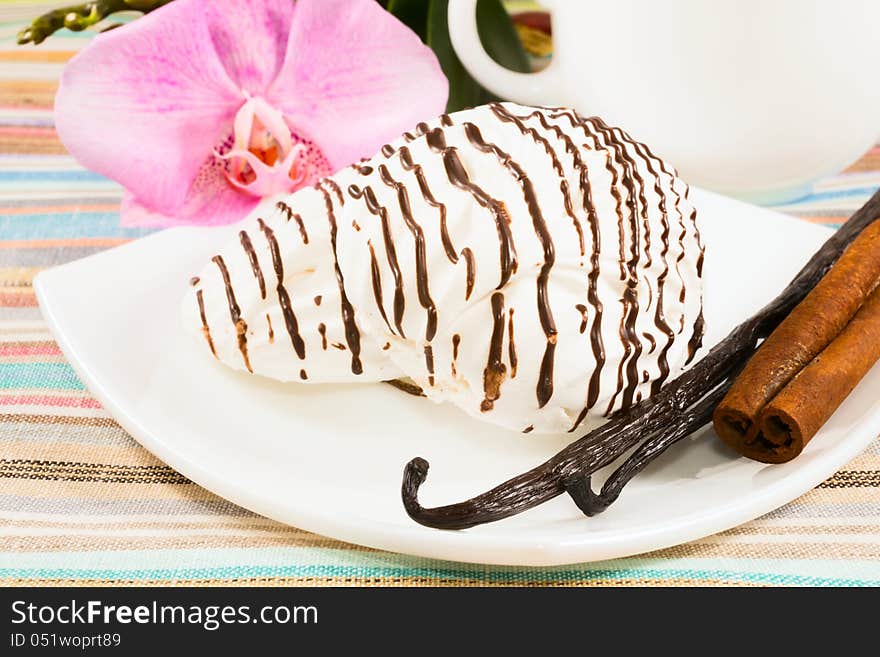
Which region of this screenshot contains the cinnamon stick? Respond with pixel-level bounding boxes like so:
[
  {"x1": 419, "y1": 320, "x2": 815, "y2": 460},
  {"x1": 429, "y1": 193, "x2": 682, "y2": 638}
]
[
  {"x1": 747, "y1": 286, "x2": 880, "y2": 462},
  {"x1": 713, "y1": 219, "x2": 880, "y2": 452}
]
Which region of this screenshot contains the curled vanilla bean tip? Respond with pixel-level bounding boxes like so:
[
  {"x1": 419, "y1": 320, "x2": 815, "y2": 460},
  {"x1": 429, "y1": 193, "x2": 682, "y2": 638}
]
[{"x1": 401, "y1": 457, "x2": 430, "y2": 518}]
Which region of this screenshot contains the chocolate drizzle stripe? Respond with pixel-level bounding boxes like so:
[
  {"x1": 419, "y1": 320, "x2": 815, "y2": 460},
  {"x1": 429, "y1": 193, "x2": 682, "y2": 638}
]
[
  {"x1": 462, "y1": 120, "x2": 557, "y2": 408},
  {"x1": 276, "y1": 201, "x2": 309, "y2": 244},
  {"x1": 514, "y1": 108, "x2": 606, "y2": 420},
  {"x1": 257, "y1": 218, "x2": 306, "y2": 360},
  {"x1": 554, "y1": 112, "x2": 643, "y2": 415},
  {"x1": 398, "y1": 146, "x2": 458, "y2": 264},
  {"x1": 587, "y1": 118, "x2": 646, "y2": 413},
  {"x1": 630, "y1": 139, "x2": 675, "y2": 394},
  {"x1": 424, "y1": 345, "x2": 435, "y2": 386},
  {"x1": 491, "y1": 103, "x2": 585, "y2": 257},
  {"x1": 239, "y1": 230, "x2": 266, "y2": 300},
  {"x1": 266, "y1": 313, "x2": 274, "y2": 344},
  {"x1": 195, "y1": 289, "x2": 217, "y2": 358},
  {"x1": 325, "y1": 178, "x2": 345, "y2": 206},
  {"x1": 318, "y1": 322, "x2": 327, "y2": 350},
  {"x1": 368, "y1": 240, "x2": 394, "y2": 334},
  {"x1": 451, "y1": 333, "x2": 461, "y2": 377},
  {"x1": 318, "y1": 184, "x2": 363, "y2": 375},
  {"x1": 508, "y1": 308, "x2": 518, "y2": 379},
  {"x1": 440, "y1": 113, "x2": 453, "y2": 127},
  {"x1": 637, "y1": 140, "x2": 694, "y2": 390},
  {"x1": 381, "y1": 144, "x2": 395, "y2": 158},
  {"x1": 378, "y1": 164, "x2": 438, "y2": 342},
  {"x1": 481, "y1": 292, "x2": 507, "y2": 412},
  {"x1": 424, "y1": 126, "x2": 518, "y2": 288},
  {"x1": 685, "y1": 309, "x2": 705, "y2": 365},
  {"x1": 348, "y1": 184, "x2": 407, "y2": 338},
  {"x1": 576, "y1": 303, "x2": 588, "y2": 334},
  {"x1": 211, "y1": 255, "x2": 252, "y2": 373},
  {"x1": 460, "y1": 247, "x2": 476, "y2": 300}
]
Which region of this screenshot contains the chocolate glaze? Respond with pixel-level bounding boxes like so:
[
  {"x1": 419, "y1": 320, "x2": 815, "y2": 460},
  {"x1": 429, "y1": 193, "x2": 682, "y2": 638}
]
[
  {"x1": 685, "y1": 309, "x2": 705, "y2": 365},
  {"x1": 381, "y1": 144, "x2": 395, "y2": 158},
  {"x1": 425, "y1": 126, "x2": 517, "y2": 288},
  {"x1": 368, "y1": 241, "x2": 394, "y2": 333},
  {"x1": 239, "y1": 229, "x2": 266, "y2": 299},
  {"x1": 508, "y1": 308, "x2": 518, "y2": 379},
  {"x1": 491, "y1": 103, "x2": 585, "y2": 256},
  {"x1": 623, "y1": 140, "x2": 674, "y2": 396},
  {"x1": 318, "y1": 322, "x2": 327, "y2": 350},
  {"x1": 276, "y1": 201, "x2": 308, "y2": 244},
  {"x1": 424, "y1": 345, "x2": 435, "y2": 387},
  {"x1": 355, "y1": 164, "x2": 374, "y2": 175},
  {"x1": 211, "y1": 255, "x2": 252, "y2": 372},
  {"x1": 317, "y1": 184, "x2": 363, "y2": 375},
  {"x1": 332, "y1": 342, "x2": 346, "y2": 351},
  {"x1": 398, "y1": 146, "x2": 457, "y2": 264},
  {"x1": 325, "y1": 178, "x2": 345, "y2": 206},
  {"x1": 440, "y1": 113, "x2": 453, "y2": 127},
  {"x1": 515, "y1": 107, "x2": 606, "y2": 420},
  {"x1": 266, "y1": 313, "x2": 274, "y2": 344},
  {"x1": 553, "y1": 113, "x2": 643, "y2": 415},
  {"x1": 642, "y1": 331, "x2": 657, "y2": 354},
  {"x1": 196, "y1": 289, "x2": 217, "y2": 357},
  {"x1": 576, "y1": 303, "x2": 588, "y2": 334},
  {"x1": 299, "y1": 369, "x2": 308, "y2": 380},
  {"x1": 463, "y1": 120, "x2": 557, "y2": 408},
  {"x1": 589, "y1": 118, "x2": 645, "y2": 414},
  {"x1": 378, "y1": 164, "x2": 438, "y2": 342},
  {"x1": 257, "y1": 219, "x2": 306, "y2": 360},
  {"x1": 460, "y1": 247, "x2": 476, "y2": 300},
  {"x1": 451, "y1": 333, "x2": 461, "y2": 377},
  {"x1": 348, "y1": 184, "x2": 406, "y2": 338},
  {"x1": 190, "y1": 276, "x2": 200, "y2": 286},
  {"x1": 523, "y1": 425, "x2": 534, "y2": 434},
  {"x1": 314, "y1": 295, "x2": 322, "y2": 306},
  {"x1": 481, "y1": 292, "x2": 507, "y2": 412}
]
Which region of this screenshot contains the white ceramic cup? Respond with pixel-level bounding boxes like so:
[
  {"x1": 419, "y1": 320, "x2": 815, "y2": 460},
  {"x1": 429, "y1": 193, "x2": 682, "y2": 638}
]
[{"x1": 448, "y1": 0, "x2": 880, "y2": 203}]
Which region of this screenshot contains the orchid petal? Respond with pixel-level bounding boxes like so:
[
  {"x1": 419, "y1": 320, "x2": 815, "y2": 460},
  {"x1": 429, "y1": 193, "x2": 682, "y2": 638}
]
[
  {"x1": 267, "y1": 0, "x2": 448, "y2": 169},
  {"x1": 54, "y1": 0, "x2": 247, "y2": 216},
  {"x1": 201, "y1": 0, "x2": 295, "y2": 95},
  {"x1": 120, "y1": 155, "x2": 258, "y2": 228}
]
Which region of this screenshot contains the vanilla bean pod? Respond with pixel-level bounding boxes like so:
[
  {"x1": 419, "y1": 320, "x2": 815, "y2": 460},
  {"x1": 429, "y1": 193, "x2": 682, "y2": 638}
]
[
  {"x1": 402, "y1": 189, "x2": 880, "y2": 530},
  {"x1": 566, "y1": 380, "x2": 732, "y2": 516}
]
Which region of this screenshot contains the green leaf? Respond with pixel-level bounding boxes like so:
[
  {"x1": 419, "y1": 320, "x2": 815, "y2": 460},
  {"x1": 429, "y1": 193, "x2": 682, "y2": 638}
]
[
  {"x1": 387, "y1": 0, "x2": 430, "y2": 42},
  {"x1": 476, "y1": 0, "x2": 530, "y2": 75},
  {"x1": 427, "y1": 0, "x2": 531, "y2": 113}
]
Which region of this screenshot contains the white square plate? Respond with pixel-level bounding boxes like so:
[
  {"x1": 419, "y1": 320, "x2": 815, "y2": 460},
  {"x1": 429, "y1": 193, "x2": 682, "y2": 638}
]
[{"x1": 34, "y1": 188, "x2": 880, "y2": 566}]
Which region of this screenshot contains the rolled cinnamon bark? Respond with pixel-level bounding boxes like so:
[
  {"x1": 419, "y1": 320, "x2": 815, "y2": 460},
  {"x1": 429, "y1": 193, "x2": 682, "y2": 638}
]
[
  {"x1": 713, "y1": 219, "x2": 880, "y2": 451},
  {"x1": 747, "y1": 286, "x2": 880, "y2": 463}
]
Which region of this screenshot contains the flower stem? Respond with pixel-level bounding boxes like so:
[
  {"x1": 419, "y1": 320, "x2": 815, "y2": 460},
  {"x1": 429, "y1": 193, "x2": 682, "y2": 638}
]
[{"x1": 17, "y1": 0, "x2": 173, "y2": 45}]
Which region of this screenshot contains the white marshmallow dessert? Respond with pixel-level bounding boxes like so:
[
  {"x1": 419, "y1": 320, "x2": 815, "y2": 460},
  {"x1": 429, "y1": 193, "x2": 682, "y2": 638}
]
[{"x1": 183, "y1": 103, "x2": 706, "y2": 434}]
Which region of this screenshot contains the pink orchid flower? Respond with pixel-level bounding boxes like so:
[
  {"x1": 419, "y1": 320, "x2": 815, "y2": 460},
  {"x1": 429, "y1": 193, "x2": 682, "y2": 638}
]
[{"x1": 54, "y1": 0, "x2": 448, "y2": 227}]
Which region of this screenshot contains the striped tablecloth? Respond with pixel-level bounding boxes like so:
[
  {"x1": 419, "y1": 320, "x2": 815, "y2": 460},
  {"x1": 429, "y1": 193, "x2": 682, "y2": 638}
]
[{"x1": 2, "y1": 9, "x2": 880, "y2": 587}]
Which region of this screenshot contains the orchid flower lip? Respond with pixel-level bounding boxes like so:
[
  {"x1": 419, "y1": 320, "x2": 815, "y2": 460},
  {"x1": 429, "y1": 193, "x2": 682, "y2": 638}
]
[{"x1": 217, "y1": 94, "x2": 310, "y2": 198}]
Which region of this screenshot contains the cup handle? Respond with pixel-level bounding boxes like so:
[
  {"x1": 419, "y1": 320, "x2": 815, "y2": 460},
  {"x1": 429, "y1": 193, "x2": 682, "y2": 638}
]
[{"x1": 447, "y1": 0, "x2": 565, "y2": 107}]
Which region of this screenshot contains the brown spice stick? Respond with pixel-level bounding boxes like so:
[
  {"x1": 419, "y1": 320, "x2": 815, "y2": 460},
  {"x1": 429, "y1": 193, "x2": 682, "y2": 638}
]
[
  {"x1": 713, "y1": 219, "x2": 880, "y2": 450},
  {"x1": 747, "y1": 286, "x2": 880, "y2": 463}
]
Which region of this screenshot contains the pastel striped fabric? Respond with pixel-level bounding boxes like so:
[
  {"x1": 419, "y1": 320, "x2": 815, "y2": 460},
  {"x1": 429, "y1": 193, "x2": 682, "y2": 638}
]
[{"x1": 2, "y1": 8, "x2": 880, "y2": 587}]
